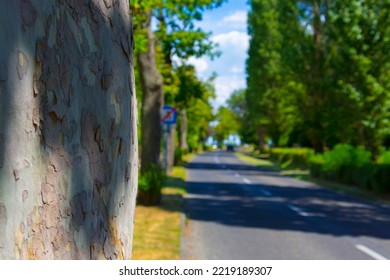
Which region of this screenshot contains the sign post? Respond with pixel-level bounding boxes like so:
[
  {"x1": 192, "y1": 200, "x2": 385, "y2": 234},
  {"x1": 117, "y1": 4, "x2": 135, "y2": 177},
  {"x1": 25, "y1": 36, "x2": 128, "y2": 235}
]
[{"x1": 161, "y1": 106, "x2": 177, "y2": 173}]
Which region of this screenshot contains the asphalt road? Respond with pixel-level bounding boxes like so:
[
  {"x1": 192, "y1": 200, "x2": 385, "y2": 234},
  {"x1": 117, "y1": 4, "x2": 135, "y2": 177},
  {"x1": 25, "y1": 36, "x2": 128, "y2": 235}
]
[{"x1": 182, "y1": 151, "x2": 390, "y2": 260}]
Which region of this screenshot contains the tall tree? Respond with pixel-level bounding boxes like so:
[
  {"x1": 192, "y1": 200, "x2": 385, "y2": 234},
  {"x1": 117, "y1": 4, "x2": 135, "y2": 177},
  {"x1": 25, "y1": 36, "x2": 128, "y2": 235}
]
[
  {"x1": 0, "y1": 0, "x2": 138, "y2": 259},
  {"x1": 214, "y1": 106, "x2": 240, "y2": 145},
  {"x1": 175, "y1": 65, "x2": 206, "y2": 149},
  {"x1": 132, "y1": 0, "x2": 224, "y2": 175},
  {"x1": 176, "y1": 66, "x2": 215, "y2": 152},
  {"x1": 326, "y1": 0, "x2": 390, "y2": 156},
  {"x1": 226, "y1": 89, "x2": 257, "y2": 144},
  {"x1": 132, "y1": 2, "x2": 164, "y2": 174},
  {"x1": 155, "y1": 1, "x2": 224, "y2": 154},
  {"x1": 246, "y1": 0, "x2": 389, "y2": 152},
  {"x1": 246, "y1": 0, "x2": 289, "y2": 148}
]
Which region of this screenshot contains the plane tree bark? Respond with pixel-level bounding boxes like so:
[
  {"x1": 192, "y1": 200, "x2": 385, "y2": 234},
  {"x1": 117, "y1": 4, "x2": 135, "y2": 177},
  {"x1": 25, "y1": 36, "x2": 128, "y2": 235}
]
[{"x1": 0, "y1": 0, "x2": 138, "y2": 259}]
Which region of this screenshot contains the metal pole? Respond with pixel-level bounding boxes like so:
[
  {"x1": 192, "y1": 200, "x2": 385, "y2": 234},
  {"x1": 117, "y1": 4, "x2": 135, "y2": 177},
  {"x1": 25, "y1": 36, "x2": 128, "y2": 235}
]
[{"x1": 163, "y1": 124, "x2": 168, "y2": 173}]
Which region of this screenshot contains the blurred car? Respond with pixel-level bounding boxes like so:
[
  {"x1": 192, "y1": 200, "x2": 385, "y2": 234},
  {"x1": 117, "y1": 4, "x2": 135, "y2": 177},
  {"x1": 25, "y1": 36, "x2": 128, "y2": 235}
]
[{"x1": 226, "y1": 145, "x2": 234, "y2": 152}]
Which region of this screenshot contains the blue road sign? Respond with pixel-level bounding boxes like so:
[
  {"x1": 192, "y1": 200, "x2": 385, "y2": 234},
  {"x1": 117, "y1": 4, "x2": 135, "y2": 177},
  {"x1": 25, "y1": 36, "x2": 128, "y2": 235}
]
[{"x1": 161, "y1": 105, "x2": 177, "y2": 125}]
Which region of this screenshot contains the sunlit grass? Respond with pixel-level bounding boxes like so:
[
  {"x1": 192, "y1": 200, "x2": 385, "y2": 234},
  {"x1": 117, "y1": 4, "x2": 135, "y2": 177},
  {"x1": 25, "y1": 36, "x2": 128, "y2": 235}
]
[
  {"x1": 235, "y1": 152, "x2": 275, "y2": 169},
  {"x1": 131, "y1": 153, "x2": 196, "y2": 260}
]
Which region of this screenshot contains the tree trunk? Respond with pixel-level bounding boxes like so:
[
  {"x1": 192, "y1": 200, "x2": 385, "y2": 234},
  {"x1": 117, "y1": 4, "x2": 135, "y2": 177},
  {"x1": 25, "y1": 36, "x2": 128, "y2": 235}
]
[
  {"x1": 137, "y1": 12, "x2": 164, "y2": 174},
  {"x1": 306, "y1": 0, "x2": 326, "y2": 153},
  {"x1": 0, "y1": 0, "x2": 138, "y2": 259},
  {"x1": 179, "y1": 109, "x2": 189, "y2": 151},
  {"x1": 257, "y1": 126, "x2": 266, "y2": 151}
]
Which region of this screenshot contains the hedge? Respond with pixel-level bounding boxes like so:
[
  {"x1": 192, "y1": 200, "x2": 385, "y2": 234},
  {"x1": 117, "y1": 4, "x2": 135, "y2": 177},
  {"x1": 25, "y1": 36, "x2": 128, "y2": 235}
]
[
  {"x1": 267, "y1": 145, "x2": 390, "y2": 194},
  {"x1": 308, "y1": 144, "x2": 390, "y2": 194}
]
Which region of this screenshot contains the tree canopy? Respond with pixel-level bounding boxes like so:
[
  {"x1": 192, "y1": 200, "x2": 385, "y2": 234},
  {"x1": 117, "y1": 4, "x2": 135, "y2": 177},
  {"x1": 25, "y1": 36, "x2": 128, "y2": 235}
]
[{"x1": 245, "y1": 0, "x2": 390, "y2": 155}]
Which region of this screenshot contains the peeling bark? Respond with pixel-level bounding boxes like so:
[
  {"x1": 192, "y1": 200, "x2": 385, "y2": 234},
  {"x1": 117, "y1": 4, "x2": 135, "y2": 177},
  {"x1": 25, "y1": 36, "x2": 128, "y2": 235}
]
[{"x1": 0, "y1": 0, "x2": 138, "y2": 259}]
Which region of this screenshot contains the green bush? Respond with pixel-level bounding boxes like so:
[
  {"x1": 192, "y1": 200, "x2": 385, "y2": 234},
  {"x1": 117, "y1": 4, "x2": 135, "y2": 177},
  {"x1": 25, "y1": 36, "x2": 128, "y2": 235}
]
[
  {"x1": 321, "y1": 144, "x2": 371, "y2": 183},
  {"x1": 308, "y1": 154, "x2": 324, "y2": 178},
  {"x1": 372, "y1": 164, "x2": 390, "y2": 193},
  {"x1": 269, "y1": 147, "x2": 314, "y2": 169},
  {"x1": 174, "y1": 148, "x2": 183, "y2": 166},
  {"x1": 379, "y1": 150, "x2": 390, "y2": 164},
  {"x1": 137, "y1": 164, "x2": 166, "y2": 206},
  {"x1": 308, "y1": 144, "x2": 390, "y2": 194}
]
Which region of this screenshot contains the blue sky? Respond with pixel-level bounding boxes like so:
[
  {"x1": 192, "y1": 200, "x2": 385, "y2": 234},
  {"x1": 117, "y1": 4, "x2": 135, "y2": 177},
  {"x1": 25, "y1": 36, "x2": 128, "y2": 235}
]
[{"x1": 188, "y1": 0, "x2": 250, "y2": 108}]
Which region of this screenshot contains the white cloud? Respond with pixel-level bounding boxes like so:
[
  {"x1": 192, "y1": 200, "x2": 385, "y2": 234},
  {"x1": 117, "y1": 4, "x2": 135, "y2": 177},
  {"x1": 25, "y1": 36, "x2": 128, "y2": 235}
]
[
  {"x1": 222, "y1": 11, "x2": 247, "y2": 29},
  {"x1": 213, "y1": 75, "x2": 246, "y2": 107},
  {"x1": 187, "y1": 56, "x2": 209, "y2": 77},
  {"x1": 172, "y1": 56, "x2": 209, "y2": 78},
  {"x1": 230, "y1": 65, "x2": 244, "y2": 74},
  {"x1": 212, "y1": 31, "x2": 250, "y2": 51}
]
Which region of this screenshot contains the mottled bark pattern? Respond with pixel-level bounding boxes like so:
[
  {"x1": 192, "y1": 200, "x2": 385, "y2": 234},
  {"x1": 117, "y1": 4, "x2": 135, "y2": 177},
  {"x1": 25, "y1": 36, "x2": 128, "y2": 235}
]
[{"x1": 0, "y1": 0, "x2": 138, "y2": 259}]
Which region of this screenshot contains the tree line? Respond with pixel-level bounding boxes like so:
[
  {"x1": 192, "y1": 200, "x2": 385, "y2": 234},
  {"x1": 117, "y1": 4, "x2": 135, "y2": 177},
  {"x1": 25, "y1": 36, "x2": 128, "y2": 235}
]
[
  {"x1": 239, "y1": 0, "x2": 390, "y2": 156},
  {"x1": 131, "y1": 0, "x2": 225, "y2": 204}
]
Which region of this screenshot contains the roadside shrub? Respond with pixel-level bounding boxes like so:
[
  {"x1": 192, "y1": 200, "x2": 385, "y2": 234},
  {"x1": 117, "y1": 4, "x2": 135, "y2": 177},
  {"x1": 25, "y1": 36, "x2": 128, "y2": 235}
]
[
  {"x1": 321, "y1": 144, "x2": 371, "y2": 183},
  {"x1": 379, "y1": 150, "x2": 390, "y2": 164},
  {"x1": 269, "y1": 147, "x2": 314, "y2": 169},
  {"x1": 308, "y1": 144, "x2": 390, "y2": 194},
  {"x1": 174, "y1": 148, "x2": 183, "y2": 166},
  {"x1": 202, "y1": 144, "x2": 214, "y2": 152},
  {"x1": 308, "y1": 154, "x2": 324, "y2": 178},
  {"x1": 366, "y1": 164, "x2": 390, "y2": 194},
  {"x1": 137, "y1": 164, "x2": 166, "y2": 206}
]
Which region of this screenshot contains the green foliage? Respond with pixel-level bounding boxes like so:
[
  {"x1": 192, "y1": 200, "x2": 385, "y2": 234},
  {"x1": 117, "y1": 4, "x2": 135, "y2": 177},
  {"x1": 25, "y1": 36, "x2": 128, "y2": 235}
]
[
  {"x1": 246, "y1": 0, "x2": 304, "y2": 147},
  {"x1": 225, "y1": 89, "x2": 258, "y2": 144},
  {"x1": 137, "y1": 165, "x2": 166, "y2": 205},
  {"x1": 379, "y1": 150, "x2": 390, "y2": 164},
  {"x1": 246, "y1": 0, "x2": 390, "y2": 153},
  {"x1": 181, "y1": 73, "x2": 215, "y2": 151},
  {"x1": 326, "y1": 0, "x2": 390, "y2": 155},
  {"x1": 131, "y1": 0, "x2": 226, "y2": 58},
  {"x1": 317, "y1": 144, "x2": 371, "y2": 182},
  {"x1": 308, "y1": 144, "x2": 390, "y2": 194},
  {"x1": 269, "y1": 147, "x2": 314, "y2": 169},
  {"x1": 322, "y1": 144, "x2": 371, "y2": 172},
  {"x1": 174, "y1": 147, "x2": 183, "y2": 165},
  {"x1": 131, "y1": 0, "x2": 223, "y2": 157},
  {"x1": 174, "y1": 65, "x2": 206, "y2": 107},
  {"x1": 214, "y1": 106, "x2": 239, "y2": 144},
  {"x1": 265, "y1": 145, "x2": 390, "y2": 194},
  {"x1": 187, "y1": 92, "x2": 215, "y2": 150}
]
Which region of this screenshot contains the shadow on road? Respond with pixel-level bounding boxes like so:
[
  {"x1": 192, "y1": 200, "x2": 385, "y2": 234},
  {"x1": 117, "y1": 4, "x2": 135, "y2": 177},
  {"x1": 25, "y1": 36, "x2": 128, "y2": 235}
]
[
  {"x1": 185, "y1": 152, "x2": 390, "y2": 240},
  {"x1": 186, "y1": 181, "x2": 390, "y2": 239}
]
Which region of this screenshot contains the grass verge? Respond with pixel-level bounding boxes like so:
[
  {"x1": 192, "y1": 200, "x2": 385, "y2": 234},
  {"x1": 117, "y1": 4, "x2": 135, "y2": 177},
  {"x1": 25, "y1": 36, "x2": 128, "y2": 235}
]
[
  {"x1": 131, "y1": 154, "x2": 195, "y2": 260},
  {"x1": 236, "y1": 152, "x2": 390, "y2": 204}
]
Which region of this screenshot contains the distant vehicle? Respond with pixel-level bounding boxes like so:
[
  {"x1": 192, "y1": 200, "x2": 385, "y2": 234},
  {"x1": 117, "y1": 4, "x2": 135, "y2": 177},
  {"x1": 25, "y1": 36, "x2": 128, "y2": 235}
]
[{"x1": 226, "y1": 145, "x2": 234, "y2": 152}]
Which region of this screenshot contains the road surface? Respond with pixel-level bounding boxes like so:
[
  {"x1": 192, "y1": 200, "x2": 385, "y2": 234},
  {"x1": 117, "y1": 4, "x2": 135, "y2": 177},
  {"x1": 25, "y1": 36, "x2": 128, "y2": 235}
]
[{"x1": 182, "y1": 151, "x2": 390, "y2": 260}]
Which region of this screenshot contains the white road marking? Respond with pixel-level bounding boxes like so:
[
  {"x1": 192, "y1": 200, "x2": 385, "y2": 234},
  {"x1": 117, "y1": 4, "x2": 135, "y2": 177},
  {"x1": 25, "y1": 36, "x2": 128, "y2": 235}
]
[
  {"x1": 213, "y1": 156, "x2": 220, "y2": 164},
  {"x1": 355, "y1": 244, "x2": 388, "y2": 260},
  {"x1": 243, "y1": 178, "x2": 251, "y2": 184},
  {"x1": 262, "y1": 190, "x2": 272, "y2": 197},
  {"x1": 288, "y1": 205, "x2": 311, "y2": 217},
  {"x1": 234, "y1": 173, "x2": 240, "y2": 178}
]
